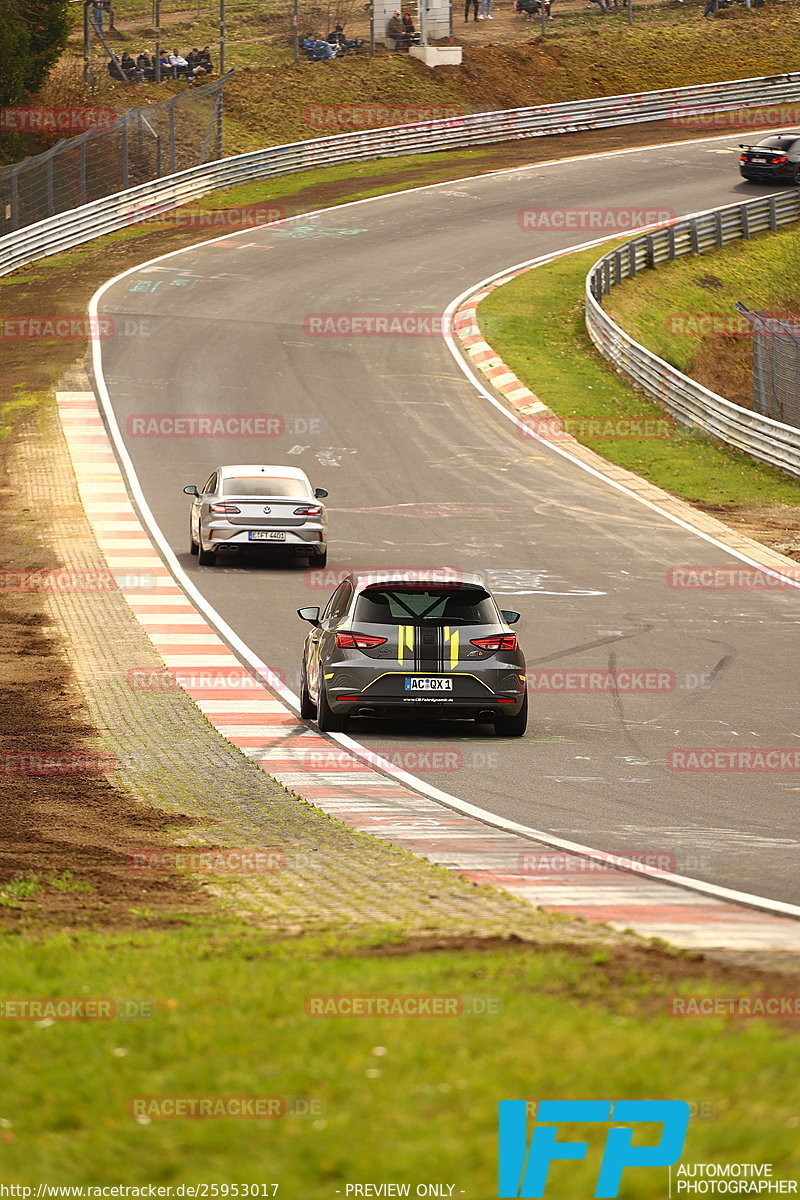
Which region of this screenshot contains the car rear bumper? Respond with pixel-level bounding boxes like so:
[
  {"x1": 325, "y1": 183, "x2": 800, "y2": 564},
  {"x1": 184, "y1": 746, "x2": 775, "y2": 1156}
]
[
  {"x1": 740, "y1": 166, "x2": 793, "y2": 181},
  {"x1": 325, "y1": 668, "x2": 526, "y2": 716},
  {"x1": 205, "y1": 524, "x2": 326, "y2": 552},
  {"x1": 327, "y1": 697, "x2": 526, "y2": 719}
]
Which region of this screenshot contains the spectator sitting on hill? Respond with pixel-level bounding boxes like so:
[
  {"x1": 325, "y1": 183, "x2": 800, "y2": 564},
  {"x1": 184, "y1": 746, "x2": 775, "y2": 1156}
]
[
  {"x1": 186, "y1": 48, "x2": 208, "y2": 76},
  {"x1": 327, "y1": 23, "x2": 363, "y2": 49},
  {"x1": 303, "y1": 33, "x2": 337, "y2": 58},
  {"x1": 402, "y1": 12, "x2": 420, "y2": 40},
  {"x1": 199, "y1": 45, "x2": 214, "y2": 70},
  {"x1": 386, "y1": 10, "x2": 409, "y2": 45},
  {"x1": 158, "y1": 51, "x2": 172, "y2": 77},
  {"x1": 136, "y1": 51, "x2": 154, "y2": 80},
  {"x1": 169, "y1": 49, "x2": 189, "y2": 76},
  {"x1": 119, "y1": 51, "x2": 140, "y2": 81}
]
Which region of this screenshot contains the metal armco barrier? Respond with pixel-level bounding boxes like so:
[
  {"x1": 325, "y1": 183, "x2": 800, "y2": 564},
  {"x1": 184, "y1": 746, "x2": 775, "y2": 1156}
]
[
  {"x1": 585, "y1": 191, "x2": 800, "y2": 478},
  {"x1": 3, "y1": 72, "x2": 800, "y2": 278}
]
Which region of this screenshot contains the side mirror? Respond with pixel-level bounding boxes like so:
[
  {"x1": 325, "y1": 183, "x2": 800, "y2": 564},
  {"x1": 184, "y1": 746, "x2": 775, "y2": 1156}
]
[
  {"x1": 501, "y1": 610, "x2": 521, "y2": 624},
  {"x1": 314, "y1": 487, "x2": 328, "y2": 499},
  {"x1": 183, "y1": 484, "x2": 199, "y2": 496},
  {"x1": 297, "y1": 606, "x2": 321, "y2": 626}
]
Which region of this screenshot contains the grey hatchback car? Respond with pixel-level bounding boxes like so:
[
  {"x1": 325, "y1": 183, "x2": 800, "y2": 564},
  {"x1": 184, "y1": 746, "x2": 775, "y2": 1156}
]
[{"x1": 298, "y1": 571, "x2": 527, "y2": 736}]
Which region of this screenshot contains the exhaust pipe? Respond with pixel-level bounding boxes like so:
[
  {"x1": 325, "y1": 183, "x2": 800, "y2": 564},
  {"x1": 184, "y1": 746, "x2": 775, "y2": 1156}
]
[
  {"x1": 476, "y1": 710, "x2": 495, "y2": 722},
  {"x1": 357, "y1": 707, "x2": 377, "y2": 717}
]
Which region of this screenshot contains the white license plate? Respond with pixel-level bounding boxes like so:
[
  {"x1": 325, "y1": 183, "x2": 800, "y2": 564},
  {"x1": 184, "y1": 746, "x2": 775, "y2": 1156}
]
[
  {"x1": 404, "y1": 677, "x2": 453, "y2": 692},
  {"x1": 249, "y1": 531, "x2": 285, "y2": 541}
]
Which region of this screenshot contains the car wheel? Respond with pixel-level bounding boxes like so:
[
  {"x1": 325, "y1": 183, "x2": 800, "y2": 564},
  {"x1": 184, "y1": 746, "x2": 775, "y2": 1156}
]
[
  {"x1": 197, "y1": 542, "x2": 216, "y2": 566},
  {"x1": 493, "y1": 694, "x2": 528, "y2": 738},
  {"x1": 317, "y1": 685, "x2": 349, "y2": 733},
  {"x1": 312, "y1": 548, "x2": 328, "y2": 568},
  {"x1": 190, "y1": 525, "x2": 199, "y2": 555},
  {"x1": 794, "y1": 165, "x2": 800, "y2": 185},
  {"x1": 300, "y1": 669, "x2": 317, "y2": 719}
]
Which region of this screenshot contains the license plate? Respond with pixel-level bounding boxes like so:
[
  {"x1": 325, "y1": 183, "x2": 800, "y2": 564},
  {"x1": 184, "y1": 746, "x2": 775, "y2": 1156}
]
[
  {"x1": 404, "y1": 677, "x2": 453, "y2": 692},
  {"x1": 249, "y1": 531, "x2": 285, "y2": 541}
]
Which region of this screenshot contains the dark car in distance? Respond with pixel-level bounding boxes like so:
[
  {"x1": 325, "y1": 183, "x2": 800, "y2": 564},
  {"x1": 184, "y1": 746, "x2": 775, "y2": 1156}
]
[
  {"x1": 297, "y1": 571, "x2": 528, "y2": 737},
  {"x1": 739, "y1": 133, "x2": 800, "y2": 184}
]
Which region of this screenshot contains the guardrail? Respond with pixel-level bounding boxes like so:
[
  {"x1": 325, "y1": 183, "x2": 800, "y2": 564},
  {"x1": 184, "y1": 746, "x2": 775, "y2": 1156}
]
[
  {"x1": 3, "y1": 72, "x2": 800, "y2": 278},
  {"x1": 585, "y1": 191, "x2": 800, "y2": 478}
]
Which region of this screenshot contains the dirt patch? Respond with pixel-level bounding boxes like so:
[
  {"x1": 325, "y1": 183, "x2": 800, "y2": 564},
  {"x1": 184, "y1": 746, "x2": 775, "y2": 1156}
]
[
  {"x1": 695, "y1": 502, "x2": 800, "y2": 560},
  {"x1": 358, "y1": 934, "x2": 800, "y2": 1006},
  {"x1": 692, "y1": 335, "x2": 754, "y2": 409},
  {"x1": 0, "y1": 580, "x2": 207, "y2": 930}
]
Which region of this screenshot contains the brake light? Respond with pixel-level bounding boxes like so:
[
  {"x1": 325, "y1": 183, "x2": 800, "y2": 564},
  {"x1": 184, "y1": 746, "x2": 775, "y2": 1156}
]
[
  {"x1": 771, "y1": 155, "x2": 788, "y2": 164},
  {"x1": 469, "y1": 634, "x2": 518, "y2": 652},
  {"x1": 209, "y1": 503, "x2": 241, "y2": 514},
  {"x1": 739, "y1": 154, "x2": 748, "y2": 163},
  {"x1": 294, "y1": 505, "x2": 323, "y2": 516},
  {"x1": 336, "y1": 632, "x2": 388, "y2": 649}
]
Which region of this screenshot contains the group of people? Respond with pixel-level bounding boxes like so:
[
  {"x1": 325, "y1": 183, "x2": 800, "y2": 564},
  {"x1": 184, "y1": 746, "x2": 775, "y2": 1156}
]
[
  {"x1": 302, "y1": 25, "x2": 364, "y2": 59},
  {"x1": 107, "y1": 46, "x2": 214, "y2": 83},
  {"x1": 385, "y1": 12, "x2": 420, "y2": 47},
  {"x1": 463, "y1": 0, "x2": 496, "y2": 19},
  {"x1": 463, "y1": 0, "x2": 552, "y2": 19}
]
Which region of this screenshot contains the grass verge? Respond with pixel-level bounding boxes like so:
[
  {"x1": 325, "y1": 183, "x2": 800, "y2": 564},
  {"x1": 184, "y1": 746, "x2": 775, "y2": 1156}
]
[
  {"x1": 603, "y1": 223, "x2": 800, "y2": 410},
  {"x1": 0, "y1": 926, "x2": 798, "y2": 1189},
  {"x1": 478, "y1": 243, "x2": 800, "y2": 509}
]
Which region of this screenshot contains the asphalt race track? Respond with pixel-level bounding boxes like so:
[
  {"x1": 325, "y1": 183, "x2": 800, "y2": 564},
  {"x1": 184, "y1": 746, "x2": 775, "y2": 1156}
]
[{"x1": 93, "y1": 134, "x2": 800, "y2": 906}]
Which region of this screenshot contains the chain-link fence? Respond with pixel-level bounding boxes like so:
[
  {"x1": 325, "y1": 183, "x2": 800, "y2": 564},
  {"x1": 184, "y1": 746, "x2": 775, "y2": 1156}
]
[
  {"x1": 0, "y1": 72, "x2": 231, "y2": 236},
  {"x1": 737, "y1": 303, "x2": 800, "y2": 430}
]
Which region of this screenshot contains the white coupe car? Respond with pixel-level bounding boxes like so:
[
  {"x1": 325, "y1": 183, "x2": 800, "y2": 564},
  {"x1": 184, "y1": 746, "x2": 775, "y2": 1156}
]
[{"x1": 184, "y1": 464, "x2": 328, "y2": 567}]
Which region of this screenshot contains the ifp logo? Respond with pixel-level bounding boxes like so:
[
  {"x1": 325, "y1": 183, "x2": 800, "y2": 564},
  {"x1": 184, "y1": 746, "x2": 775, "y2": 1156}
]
[{"x1": 498, "y1": 1100, "x2": 690, "y2": 1198}]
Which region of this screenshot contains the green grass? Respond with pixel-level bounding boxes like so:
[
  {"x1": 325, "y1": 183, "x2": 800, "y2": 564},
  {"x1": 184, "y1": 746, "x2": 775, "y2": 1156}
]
[
  {"x1": 46, "y1": 871, "x2": 96, "y2": 894},
  {"x1": 0, "y1": 926, "x2": 797, "y2": 1191},
  {"x1": 604, "y1": 224, "x2": 800, "y2": 374},
  {"x1": 0, "y1": 872, "x2": 96, "y2": 908},
  {"x1": 0, "y1": 391, "x2": 48, "y2": 440},
  {"x1": 202, "y1": 148, "x2": 492, "y2": 205},
  {"x1": 0, "y1": 877, "x2": 43, "y2": 909},
  {"x1": 478, "y1": 244, "x2": 800, "y2": 507}
]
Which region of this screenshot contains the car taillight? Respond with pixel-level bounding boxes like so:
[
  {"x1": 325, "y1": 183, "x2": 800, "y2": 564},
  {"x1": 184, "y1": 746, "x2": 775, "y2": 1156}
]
[
  {"x1": 209, "y1": 503, "x2": 241, "y2": 514},
  {"x1": 771, "y1": 155, "x2": 788, "y2": 164},
  {"x1": 739, "y1": 154, "x2": 749, "y2": 163},
  {"x1": 469, "y1": 634, "x2": 518, "y2": 652},
  {"x1": 336, "y1": 632, "x2": 388, "y2": 649},
  {"x1": 294, "y1": 505, "x2": 323, "y2": 516}
]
